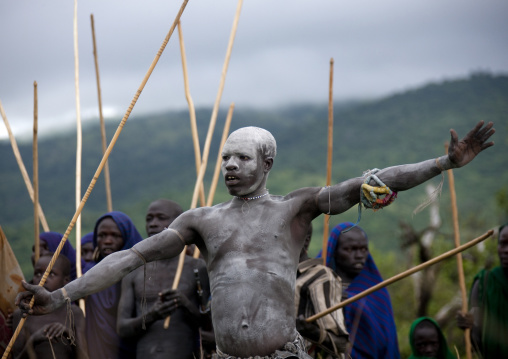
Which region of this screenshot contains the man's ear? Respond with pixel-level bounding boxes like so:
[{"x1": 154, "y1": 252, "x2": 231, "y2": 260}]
[{"x1": 264, "y1": 157, "x2": 273, "y2": 172}]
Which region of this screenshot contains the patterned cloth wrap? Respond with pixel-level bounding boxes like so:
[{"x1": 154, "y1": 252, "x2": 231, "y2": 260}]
[{"x1": 212, "y1": 333, "x2": 312, "y2": 359}]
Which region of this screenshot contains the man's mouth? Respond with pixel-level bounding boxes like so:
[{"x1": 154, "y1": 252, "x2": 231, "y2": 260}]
[
  {"x1": 225, "y1": 175, "x2": 239, "y2": 184},
  {"x1": 102, "y1": 248, "x2": 114, "y2": 255}
]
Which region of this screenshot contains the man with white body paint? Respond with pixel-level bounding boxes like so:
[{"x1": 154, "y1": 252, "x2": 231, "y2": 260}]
[{"x1": 17, "y1": 122, "x2": 495, "y2": 358}]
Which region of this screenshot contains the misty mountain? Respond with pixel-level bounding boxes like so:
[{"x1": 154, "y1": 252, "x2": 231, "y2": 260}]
[{"x1": 2, "y1": 72, "x2": 507, "y2": 277}]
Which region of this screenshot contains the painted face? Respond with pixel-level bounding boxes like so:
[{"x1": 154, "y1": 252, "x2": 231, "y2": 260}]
[
  {"x1": 96, "y1": 217, "x2": 124, "y2": 259},
  {"x1": 413, "y1": 323, "x2": 440, "y2": 358},
  {"x1": 145, "y1": 201, "x2": 181, "y2": 236},
  {"x1": 498, "y1": 226, "x2": 508, "y2": 269},
  {"x1": 221, "y1": 135, "x2": 268, "y2": 197},
  {"x1": 32, "y1": 256, "x2": 69, "y2": 292},
  {"x1": 81, "y1": 242, "x2": 95, "y2": 262},
  {"x1": 334, "y1": 227, "x2": 369, "y2": 280},
  {"x1": 31, "y1": 239, "x2": 53, "y2": 266}
]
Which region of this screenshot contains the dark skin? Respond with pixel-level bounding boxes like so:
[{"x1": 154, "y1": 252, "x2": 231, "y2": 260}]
[
  {"x1": 333, "y1": 227, "x2": 369, "y2": 284},
  {"x1": 117, "y1": 199, "x2": 210, "y2": 358},
  {"x1": 17, "y1": 122, "x2": 495, "y2": 357},
  {"x1": 81, "y1": 242, "x2": 94, "y2": 263},
  {"x1": 12, "y1": 256, "x2": 88, "y2": 359},
  {"x1": 96, "y1": 217, "x2": 124, "y2": 260},
  {"x1": 296, "y1": 225, "x2": 348, "y2": 355},
  {"x1": 413, "y1": 322, "x2": 440, "y2": 358},
  {"x1": 456, "y1": 225, "x2": 508, "y2": 350},
  {"x1": 30, "y1": 239, "x2": 52, "y2": 266}
]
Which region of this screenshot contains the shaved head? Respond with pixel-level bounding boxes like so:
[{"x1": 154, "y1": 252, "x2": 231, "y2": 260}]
[{"x1": 226, "y1": 127, "x2": 277, "y2": 159}]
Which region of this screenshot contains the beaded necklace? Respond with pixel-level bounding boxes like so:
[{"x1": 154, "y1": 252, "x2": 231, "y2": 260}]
[{"x1": 236, "y1": 191, "x2": 269, "y2": 201}]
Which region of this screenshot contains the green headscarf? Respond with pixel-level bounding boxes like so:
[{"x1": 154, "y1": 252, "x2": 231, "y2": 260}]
[{"x1": 408, "y1": 317, "x2": 455, "y2": 359}]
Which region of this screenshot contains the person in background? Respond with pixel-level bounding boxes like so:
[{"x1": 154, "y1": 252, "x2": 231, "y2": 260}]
[
  {"x1": 80, "y1": 232, "x2": 94, "y2": 264},
  {"x1": 117, "y1": 199, "x2": 211, "y2": 358},
  {"x1": 319, "y1": 222, "x2": 400, "y2": 358},
  {"x1": 12, "y1": 255, "x2": 88, "y2": 358},
  {"x1": 31, "y1": 232, "x2": 78, "y2": 280},
  {"x1": 456, "y1": 223, "x2": 508, "y2": 357},
  {"x1": 408, "y1": 317, "x2": 454, "y2": 359},
  {"x1": 295, "y1": 223, "x2": 348, "y2": 358},
  {"x1": 84, "y1": 211, "x2": 143, "y2": 359}
]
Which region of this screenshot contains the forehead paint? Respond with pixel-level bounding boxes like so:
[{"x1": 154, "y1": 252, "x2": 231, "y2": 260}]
[{"x1": 225, "y1": 127, "x2": 277, "y2": 158}]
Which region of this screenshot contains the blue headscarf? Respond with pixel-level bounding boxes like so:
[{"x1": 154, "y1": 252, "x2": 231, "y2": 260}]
[
  {"x1": 85, "y1": 211, "x2": 143, "y2": 359},
  {"x1": 39, "y1": 231, "x2": 78, "y2": 280},
  {"x1": 318, "y1": 222, "x2": 400, "y2": 359},
  {"x1": 92, "y1": 211, "x2": 143, "y2": 256},
  {"x1": 81, "y1": 232, "x2": 94, "y2": 246}
]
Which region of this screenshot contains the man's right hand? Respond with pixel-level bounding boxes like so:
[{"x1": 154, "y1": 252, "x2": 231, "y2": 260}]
[
  {"x1": 15, "y1": 281, "x2": 61, "y2": 316},
  {"x1": 456, "y1": 310, "x2": 474, "y2": 330}
]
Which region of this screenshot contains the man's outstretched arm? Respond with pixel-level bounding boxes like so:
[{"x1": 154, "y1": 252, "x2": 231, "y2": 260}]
[
  {"x1": 317, "y1": 121, "x2": 495, "y2": 215},
  {"x1": 16, "y1": 227, "x2": 188, "y2": 316}
]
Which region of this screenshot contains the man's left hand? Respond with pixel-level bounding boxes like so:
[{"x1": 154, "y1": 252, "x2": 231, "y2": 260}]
[{"x1": 448, "y1": 120, "x2": 495, "y2": 168}]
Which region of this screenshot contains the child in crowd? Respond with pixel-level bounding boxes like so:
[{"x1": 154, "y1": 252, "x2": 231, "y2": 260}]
[{"x1": 12, "y1": 255, "x2": 88, "y2": 359}]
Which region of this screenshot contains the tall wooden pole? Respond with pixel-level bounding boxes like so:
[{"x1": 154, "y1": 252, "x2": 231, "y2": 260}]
[
  {"x1": 189, "y1": 0, "x2": 243, "y2": 210},
  {"x1": 2, "y1": 2, "x2": 189, "y2": 356},
  {"x1": 193, "y1": 102, "x2": 234, "y2": 260},
  {"x1": 91, "y1": 14, "x2": 113, "y2": 213},
  {"x1": 1, "y1": 100, "x2": 50, "y2": 232},
  {"x1": 178, "y1": 20, "x2": 206, "y2": 207},
  {"x1": 445, "y1": 143, "x2": 472, "y2": 359},
  {"x1": 33, "y1": 82, "x2": 40, "y2": 264},
  {"x1": 322, "y1": 58, "x2": 334, "y2": 265},
  {"x1": 165, "y1": 0, "x2": 244, "y2": 329},
  {"x1": 207, "y1": 103, "x2": 234, "y2": 208},
  {"x1": 306, "y1": 230, "x2": 493, "y2": 323},
  {"x1": 73, "y1": 0, "x2": 83, "y2": 270},
  {"x1": 73, "y1": 1, "x2": 86, "y2": 317}
]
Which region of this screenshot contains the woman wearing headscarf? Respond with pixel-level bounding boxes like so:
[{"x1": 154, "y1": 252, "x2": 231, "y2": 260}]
[
  {"x1": 32, "y1": 231, "x2": 79, "y2": 280},
  {"x1": 408, "y1": 317, "x2": 454, "y2": 359},
  {"x1": 80, "y1": 232, "x2": 94, "y2": 264},
  {"x1": 318, "y1": 222, "x2": 400, "y2": 359},
  {"x1": 84, "y1": 211, "x2": 143, "y2": 359}
]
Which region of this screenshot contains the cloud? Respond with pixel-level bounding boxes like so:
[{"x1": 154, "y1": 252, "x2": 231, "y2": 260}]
[{"x1": 1, "y1": 0, "x2": 507, "y2": 139}]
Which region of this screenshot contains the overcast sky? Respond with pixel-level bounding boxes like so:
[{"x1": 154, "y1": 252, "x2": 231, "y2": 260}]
[{"x1": 1, "y1": 0, "x2": 507, "y2": 139}]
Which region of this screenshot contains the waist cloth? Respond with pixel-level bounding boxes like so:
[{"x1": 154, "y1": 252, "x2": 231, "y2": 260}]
[{"x1": 212, "y1": 333, "x2": 312, "y2": 359}]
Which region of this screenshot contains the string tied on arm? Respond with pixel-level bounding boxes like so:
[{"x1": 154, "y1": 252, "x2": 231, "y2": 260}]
[
  {"x1": 61, "y1": 287, "x2": 76, "y2": 346},
  {"x1": 344, "y1": 169, "x2": 398, "y2": 233},
  {"x1": 412, "y1": 158, "x2": 445, "y2": 216}
]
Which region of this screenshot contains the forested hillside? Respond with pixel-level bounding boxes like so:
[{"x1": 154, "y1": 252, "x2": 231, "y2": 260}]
[
  {"x1": 2, "y1": 72, "x2": 507, "y2": 356},
  {"x1": 2, "y1": 72, "x2": 507, "y2": 274}
]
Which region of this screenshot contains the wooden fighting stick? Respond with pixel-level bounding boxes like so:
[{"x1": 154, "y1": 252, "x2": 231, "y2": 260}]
[
  {"x1": 306, "y1": 230, "x2": 493, "y2": 323},
  {"x1": 2, "y1": 1, "x2": 190, "y2": 357}
]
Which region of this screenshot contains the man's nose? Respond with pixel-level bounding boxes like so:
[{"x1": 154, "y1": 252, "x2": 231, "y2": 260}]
[
  {"x1": 225, "y1": 158, "x2": 239, "y2": 170},
  {"x1": 353, "y1": 250, "x2": 365, "y2": 258}
]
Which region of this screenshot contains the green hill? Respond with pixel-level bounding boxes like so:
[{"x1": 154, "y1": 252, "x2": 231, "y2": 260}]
[{"x1": 1, "y1": 72, "x2": 507, "y2": 279}]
